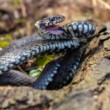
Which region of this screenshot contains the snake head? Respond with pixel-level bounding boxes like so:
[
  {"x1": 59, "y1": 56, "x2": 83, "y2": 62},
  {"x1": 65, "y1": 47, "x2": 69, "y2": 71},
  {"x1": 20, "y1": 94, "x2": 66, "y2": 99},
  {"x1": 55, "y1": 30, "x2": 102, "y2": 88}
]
[{"x1": 35, "y1": 15, "x2": 66, "y2": 35}]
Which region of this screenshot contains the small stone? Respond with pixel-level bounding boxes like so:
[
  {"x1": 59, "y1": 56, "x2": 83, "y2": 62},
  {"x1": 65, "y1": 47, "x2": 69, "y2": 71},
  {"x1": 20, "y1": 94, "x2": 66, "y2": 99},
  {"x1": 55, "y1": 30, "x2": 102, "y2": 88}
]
[
  {"x1": 104, "y1": 39, "x2": 110, "y2": 50},
  {"x1": 99, "y1": 34, "x2": 110, "y2": 40}
]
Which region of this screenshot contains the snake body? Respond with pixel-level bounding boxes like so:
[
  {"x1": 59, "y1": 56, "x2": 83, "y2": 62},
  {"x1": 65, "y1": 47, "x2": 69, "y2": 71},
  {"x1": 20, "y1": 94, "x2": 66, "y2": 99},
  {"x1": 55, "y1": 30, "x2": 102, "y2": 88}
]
[{"x1": 0, "y1": 15, "x2": 96, "y2": 90}]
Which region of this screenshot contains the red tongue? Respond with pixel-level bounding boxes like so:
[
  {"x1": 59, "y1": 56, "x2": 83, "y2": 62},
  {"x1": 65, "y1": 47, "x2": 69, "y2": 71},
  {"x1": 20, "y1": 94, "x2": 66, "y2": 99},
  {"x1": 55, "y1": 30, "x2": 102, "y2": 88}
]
[{"x1": 45, "y1": 25, "x2": 64, "y2": 35}]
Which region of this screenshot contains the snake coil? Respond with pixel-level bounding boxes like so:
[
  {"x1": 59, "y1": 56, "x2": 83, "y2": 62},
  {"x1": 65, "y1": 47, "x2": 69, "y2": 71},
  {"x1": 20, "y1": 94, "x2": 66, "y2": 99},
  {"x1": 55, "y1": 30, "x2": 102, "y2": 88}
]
[{"x1": 0, "y1": 15, "x2": 96, "y2": 90}]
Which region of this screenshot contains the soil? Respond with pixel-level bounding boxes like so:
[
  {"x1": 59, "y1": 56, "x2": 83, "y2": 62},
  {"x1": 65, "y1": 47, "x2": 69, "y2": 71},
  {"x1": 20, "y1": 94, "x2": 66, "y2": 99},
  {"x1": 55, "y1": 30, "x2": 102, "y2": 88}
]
[{"x1": 1, "y1": 0, "x2": 110, "y2": 110}]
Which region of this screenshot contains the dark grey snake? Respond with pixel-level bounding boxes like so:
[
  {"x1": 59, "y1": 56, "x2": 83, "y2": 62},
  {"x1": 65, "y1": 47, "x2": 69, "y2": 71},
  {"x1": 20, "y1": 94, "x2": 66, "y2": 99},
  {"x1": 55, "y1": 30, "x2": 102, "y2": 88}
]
[{"x1": 0, "y1": 15, "x2": 96, "y2": 90}]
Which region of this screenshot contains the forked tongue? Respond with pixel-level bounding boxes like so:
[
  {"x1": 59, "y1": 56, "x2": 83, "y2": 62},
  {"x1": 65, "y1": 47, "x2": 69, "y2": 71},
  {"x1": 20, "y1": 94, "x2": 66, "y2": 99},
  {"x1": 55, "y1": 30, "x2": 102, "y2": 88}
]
[{"x1": 46, "y1": 25, "x2": 64, "y2": 35}]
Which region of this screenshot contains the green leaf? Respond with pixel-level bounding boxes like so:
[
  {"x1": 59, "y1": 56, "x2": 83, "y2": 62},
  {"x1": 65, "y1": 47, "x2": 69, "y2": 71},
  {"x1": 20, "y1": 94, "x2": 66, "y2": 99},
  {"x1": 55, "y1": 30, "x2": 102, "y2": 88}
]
[
  {"x1": 0, "y1": 34, "x2": 13, "y2": 48},
  {"x1": 29, "y1": 55, "x2": 56, "y2": 77},
  {"x1": 36, "y1": 55, "x2": 56, "y2": 67},
  {"x1": 29, "y1": 68, "x2": 42, "y2": 77},
  {"x1": 0, "y1": 41, "x2": 9, "y2": 48},
  {"x1": 5, "y1": 34, "x2": 13, "y2": 40}
]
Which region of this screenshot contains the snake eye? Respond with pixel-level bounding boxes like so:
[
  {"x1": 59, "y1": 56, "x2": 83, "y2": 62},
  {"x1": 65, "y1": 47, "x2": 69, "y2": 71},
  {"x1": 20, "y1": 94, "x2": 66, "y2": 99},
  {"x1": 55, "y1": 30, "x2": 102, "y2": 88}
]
[{"x1": 50, "y1": 18, "x2": 55, "y2": 21}]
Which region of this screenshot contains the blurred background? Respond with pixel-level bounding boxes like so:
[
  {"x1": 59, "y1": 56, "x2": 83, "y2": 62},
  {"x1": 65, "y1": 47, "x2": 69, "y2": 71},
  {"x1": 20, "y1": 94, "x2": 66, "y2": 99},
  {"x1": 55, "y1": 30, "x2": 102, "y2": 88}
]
[
  {"x1": 0, "y1": 0, "x2": 110, "y2": 76},
  {"x1": 0, "y1": 0, "x2": 110, "y2": 39}
]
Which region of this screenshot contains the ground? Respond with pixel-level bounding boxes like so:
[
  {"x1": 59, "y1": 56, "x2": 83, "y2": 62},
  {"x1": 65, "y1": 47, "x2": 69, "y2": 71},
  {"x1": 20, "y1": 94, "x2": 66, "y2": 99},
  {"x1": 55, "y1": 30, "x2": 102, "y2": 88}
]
[{"x1": 0, "y1": 0, "x2": 110, "y2": 110}]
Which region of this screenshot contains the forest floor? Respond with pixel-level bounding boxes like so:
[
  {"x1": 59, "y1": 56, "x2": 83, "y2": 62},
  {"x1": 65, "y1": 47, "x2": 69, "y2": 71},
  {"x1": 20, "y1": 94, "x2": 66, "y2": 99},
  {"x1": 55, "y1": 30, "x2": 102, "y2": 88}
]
[{"x1": 0, "y1": 0, "x2": 110, "y2": 110}]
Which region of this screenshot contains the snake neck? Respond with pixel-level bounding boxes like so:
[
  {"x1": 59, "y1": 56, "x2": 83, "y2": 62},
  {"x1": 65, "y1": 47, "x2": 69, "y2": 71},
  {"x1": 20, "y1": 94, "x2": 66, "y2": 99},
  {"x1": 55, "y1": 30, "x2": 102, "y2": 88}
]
[{"x1": 37, "y1": 21, "x2": 95, "y2": 43}]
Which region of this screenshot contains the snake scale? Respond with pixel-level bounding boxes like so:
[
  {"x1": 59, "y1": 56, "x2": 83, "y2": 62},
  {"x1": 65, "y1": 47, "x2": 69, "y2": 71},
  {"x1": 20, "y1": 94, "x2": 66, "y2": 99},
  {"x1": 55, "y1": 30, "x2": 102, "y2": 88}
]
[{"x1": 0, "y1": 15, "x2": 96, "y2": 90}]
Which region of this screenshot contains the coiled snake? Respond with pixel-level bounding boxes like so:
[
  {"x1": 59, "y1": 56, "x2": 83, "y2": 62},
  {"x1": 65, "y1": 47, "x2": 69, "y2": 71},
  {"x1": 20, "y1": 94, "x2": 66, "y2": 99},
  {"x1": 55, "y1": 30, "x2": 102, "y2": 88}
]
[{"x1": 0, "y1": 15, "x2": 96, "y2": 90}]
